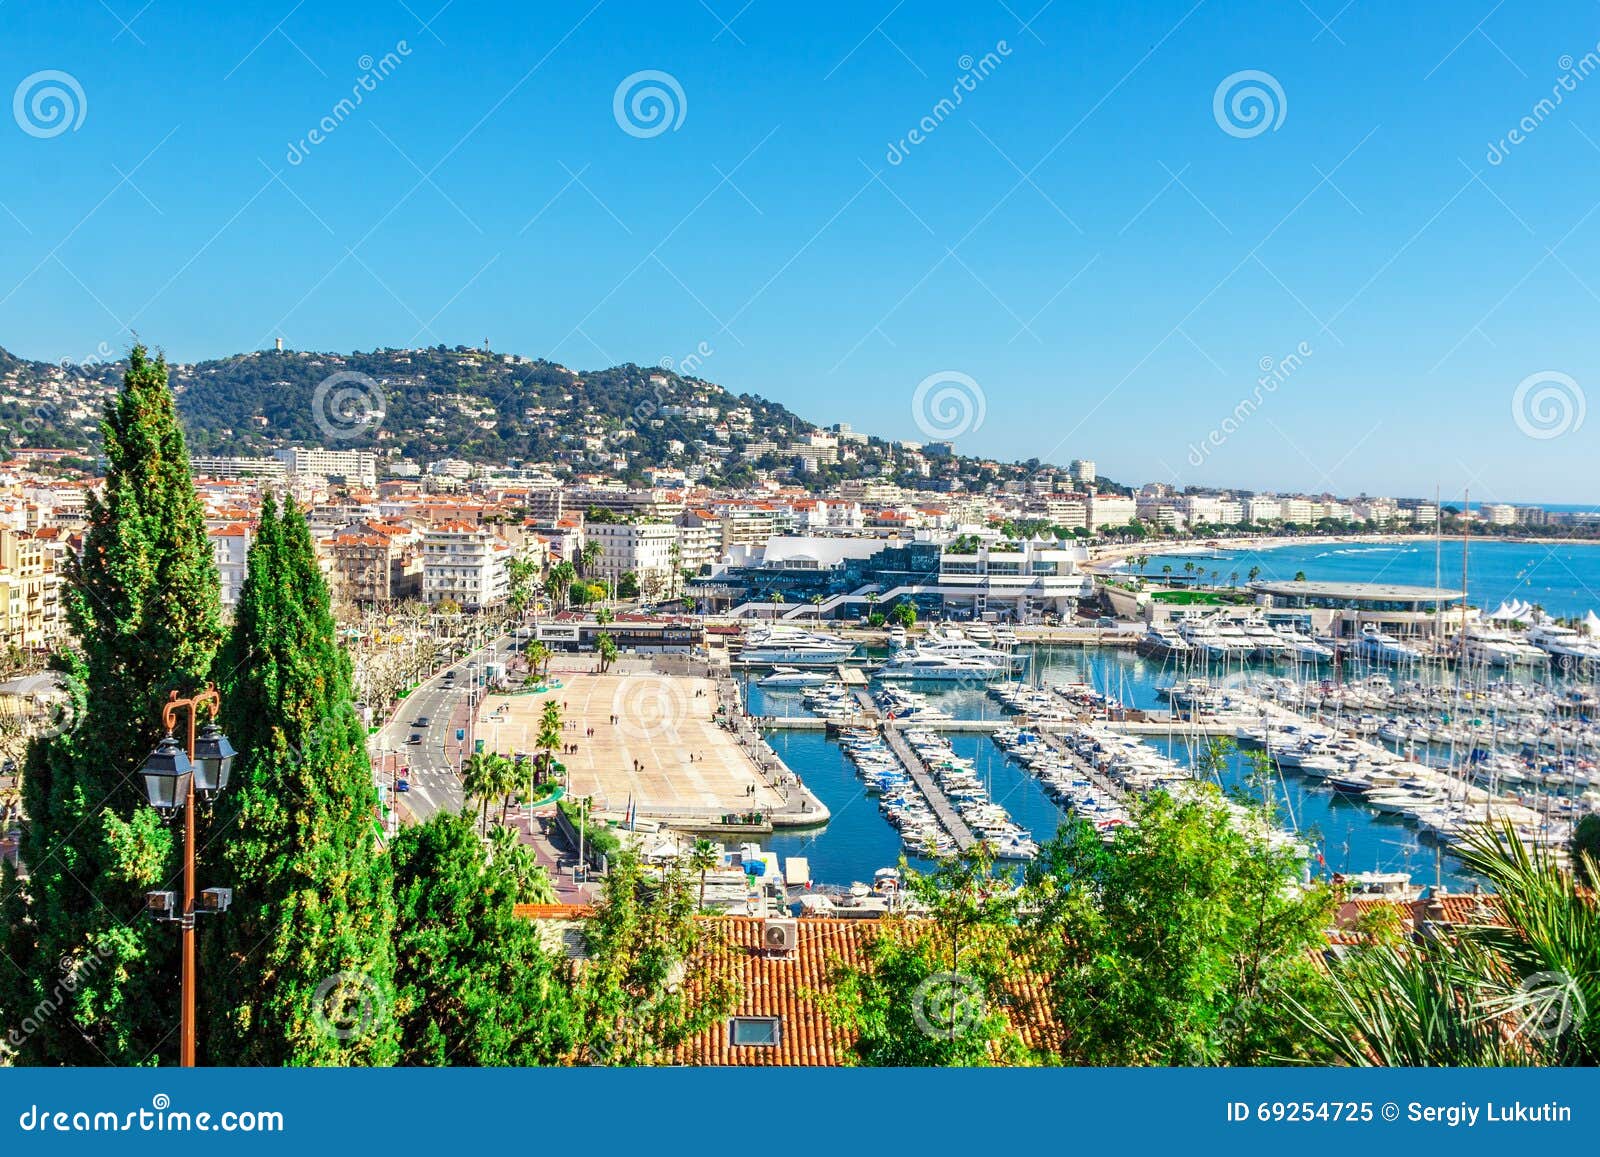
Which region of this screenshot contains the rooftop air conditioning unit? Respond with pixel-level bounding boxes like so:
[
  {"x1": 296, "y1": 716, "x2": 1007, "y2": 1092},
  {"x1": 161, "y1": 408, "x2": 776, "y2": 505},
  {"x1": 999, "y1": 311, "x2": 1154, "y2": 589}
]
[{"x1": 762, "y1": 919, "x2": 798, "y2": 953}]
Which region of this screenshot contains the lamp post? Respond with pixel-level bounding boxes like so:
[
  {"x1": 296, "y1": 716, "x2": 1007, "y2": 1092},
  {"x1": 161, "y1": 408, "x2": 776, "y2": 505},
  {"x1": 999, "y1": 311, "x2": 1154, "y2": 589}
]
[{"x1": 139, "y1": 686, "x2": 237, "y2": 1068}]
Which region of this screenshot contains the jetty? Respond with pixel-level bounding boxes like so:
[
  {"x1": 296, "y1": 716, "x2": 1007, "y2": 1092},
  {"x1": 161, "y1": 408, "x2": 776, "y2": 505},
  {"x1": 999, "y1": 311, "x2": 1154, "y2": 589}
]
[{"x1": 879, "y1": 722, "x2": 978, "y2": 851}]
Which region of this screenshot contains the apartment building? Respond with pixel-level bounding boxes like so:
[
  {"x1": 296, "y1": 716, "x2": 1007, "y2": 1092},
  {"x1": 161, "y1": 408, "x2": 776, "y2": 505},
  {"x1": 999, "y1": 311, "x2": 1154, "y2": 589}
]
[
  {"x1": 587, "y1": 521, "x2": 682, "y2": 600},
  {"x1": 0, "y1": 528, "x2": 63, "y2": 652},
  {"x1": 273, "y1": 447, "x2": 379, "y2": 488},
  {"x1": 422, "y1": 521, "x2": 510, "y2": 610}
]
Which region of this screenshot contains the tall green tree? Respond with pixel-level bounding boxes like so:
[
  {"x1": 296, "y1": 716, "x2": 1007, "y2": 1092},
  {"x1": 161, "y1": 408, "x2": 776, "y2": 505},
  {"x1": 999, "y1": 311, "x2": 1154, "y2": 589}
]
[
  {"x1": 203, "y1": 495, "x2": 398, "y2": 1065},
  {"x1": 390, "y1": 812, "x2": 578, "y2": 1065},
  {"x1": 0, "y1": 345, "x2": 224, "y2": 1065},
  {"x1": 1023, "y1": 788, "x2": 1338, "y2": 1065}
]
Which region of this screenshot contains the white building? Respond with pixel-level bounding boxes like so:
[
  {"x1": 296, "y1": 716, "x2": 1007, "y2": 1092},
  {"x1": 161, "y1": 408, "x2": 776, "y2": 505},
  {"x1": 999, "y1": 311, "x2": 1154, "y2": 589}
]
[
  {"x1": 1069, "y1": 459, "x2": 1096, "y2": 486},
  {"x1": 1086, "y1": 493, "x2": 1137, "y2": 532},
  {"x1": 588, "y1": 522, "x2": 682, "y2": 600},
  {"x1": 208, "y1": 523, "x2": 252, "y2": 607},
  {"x1": 422, "y1": 521, "x2": 509, "y2": 610},
  {"x1": 937, "y1": 539, "x2": 1094, "y2": 621},
  {"x1": 273, "y1": 447, "x2": 379, "y2": 488}
]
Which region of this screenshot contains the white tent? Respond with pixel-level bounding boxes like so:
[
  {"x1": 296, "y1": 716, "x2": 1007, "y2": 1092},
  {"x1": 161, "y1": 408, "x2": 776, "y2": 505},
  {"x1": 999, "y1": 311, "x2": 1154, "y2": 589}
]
[{"x1": 1584, "y1": 610, "x2": 1600, "y2": 637}]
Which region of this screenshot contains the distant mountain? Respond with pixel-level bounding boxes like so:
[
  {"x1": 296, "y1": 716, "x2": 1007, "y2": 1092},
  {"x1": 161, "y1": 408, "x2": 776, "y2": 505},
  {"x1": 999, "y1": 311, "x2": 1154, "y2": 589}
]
[{"x1": 0, "y1": 343, "x2": 1087, "y2": 491}]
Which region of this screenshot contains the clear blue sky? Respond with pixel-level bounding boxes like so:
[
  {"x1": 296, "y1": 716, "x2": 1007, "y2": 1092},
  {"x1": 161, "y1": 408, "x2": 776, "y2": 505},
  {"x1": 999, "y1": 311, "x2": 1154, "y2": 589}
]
[{"x1": 3, "y1": 1, "x2": 1598, "y2": 501}]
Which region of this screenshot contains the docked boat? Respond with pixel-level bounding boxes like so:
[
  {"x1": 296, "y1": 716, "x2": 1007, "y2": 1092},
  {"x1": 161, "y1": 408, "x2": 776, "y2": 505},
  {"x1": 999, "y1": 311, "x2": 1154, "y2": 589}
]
[
  {"x1": 1352, "y1": 624, "x2": 1423, "y2": 663},
  {"x1": 758, "y1": 666, "x2": 832, "y2": 687},
  {"x1": 740, "y1": 624, "x2": 857, "y2": 665}
]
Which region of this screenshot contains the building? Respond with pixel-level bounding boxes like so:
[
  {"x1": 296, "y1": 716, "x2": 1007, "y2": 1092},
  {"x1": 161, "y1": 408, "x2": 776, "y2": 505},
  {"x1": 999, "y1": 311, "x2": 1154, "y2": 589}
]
[
  {"x1": 273, "y1": 447, "x2": 379, "y2": 488},
  {"x1": 1085, "y1": 493, "x2": 1137, "y2": 532},
  {"x1": 1068, "y1": 458, "x2": 1096, "y2": 486},
  {"x1": 1250, "y1": 580, "x2": 1468, "y2": 641},
  {"x1": 422, "y1": 521, "x2": 510, "y2": 610},
  {"x1": 587, "y1": 522, "x2": 682, "y2": 601},
  {"x1": 190, "y1": 455, "x2": 286, "y2": 481},
  {"x1": 208, "y1": 523, "x2": 252, "y2": 607},
  {"x1": 323, "y1": 530, "x2": 421, "y2": 606},
  {"x1": 935, "y1": 538, "x2": 1094, "y2": 621},
  {"x1": 0, "y1": 528, "x2": 62, "y2": 652}
]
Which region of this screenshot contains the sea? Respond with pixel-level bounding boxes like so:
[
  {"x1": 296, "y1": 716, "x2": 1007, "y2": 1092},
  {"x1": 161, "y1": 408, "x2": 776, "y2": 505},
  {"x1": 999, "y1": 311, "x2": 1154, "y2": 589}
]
[{"x1": 1130, "y1": 538, "x2": 1600, "y2": 619}]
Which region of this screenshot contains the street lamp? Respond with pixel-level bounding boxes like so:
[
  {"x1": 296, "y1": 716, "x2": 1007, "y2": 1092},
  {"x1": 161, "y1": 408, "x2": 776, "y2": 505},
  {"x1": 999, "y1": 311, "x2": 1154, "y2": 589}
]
[{"x1": 138, "y1": 686, "x2": 237, "y2": 1068}]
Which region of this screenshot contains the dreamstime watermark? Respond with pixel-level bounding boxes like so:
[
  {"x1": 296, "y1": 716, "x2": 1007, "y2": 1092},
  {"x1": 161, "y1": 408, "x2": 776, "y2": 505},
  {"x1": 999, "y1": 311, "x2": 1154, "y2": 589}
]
[
  {"x1": 659, "y1": 341, "x2": 714, "y2": 378},
  {"x1": 311, "y1": 370, "x2": 386, "y2": 441},
  {"x1": 885, "y1": 42, "x2": 1012, "y2": 165},
  {"x1": 911, "y1": 370, "x2": 985, "y2": 441},
  {"x1": 583, "y1": 349, "x2": 714, "y2": 468},
  {"x1": 1487, "y1": 46, "x2": 1600, "y2": 165},
  {"x1": 13, "y1": 70, "x2": 87, "y2": 139},
  {"x1": 1212, "y1": 70, "x2": 1286, "y2": 139},
  {"x1": 1513, "y1": 969, "x2": 1586, "y2": 1042},
  {"x1": 613, "y1": 70, "x2": 687, "y2": 139},
  {"x1": 1187, "y1": 341, "x2": 1313, "y2": 467},
  {"x1": 911, "y1": 970, "x2": 986, "y2": 1040},
  {"x1": 311, "y1": 970, "x2": 387, "y2": 1041},
  {"x1": 1511, "y1": 371, "x2": 1585, "y2": 440},
  {"x1": 286, "y1": 43, "x2": 412, "y2": 165},
  {"x1": 611, "y1": 674, "x2": 689, "y2": 743},
  {"x1": 5, "y1": 342, "x2": 116, "y2": 447},
  {"x1": 4, "y1": 939, "x2": 117, "y2": 1057}
]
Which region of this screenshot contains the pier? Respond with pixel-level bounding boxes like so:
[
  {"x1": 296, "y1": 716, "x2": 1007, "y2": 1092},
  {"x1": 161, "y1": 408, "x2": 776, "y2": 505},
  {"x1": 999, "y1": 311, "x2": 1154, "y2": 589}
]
[{"x1": 878, "y1": 722, "x2": 978, "y2": 851}]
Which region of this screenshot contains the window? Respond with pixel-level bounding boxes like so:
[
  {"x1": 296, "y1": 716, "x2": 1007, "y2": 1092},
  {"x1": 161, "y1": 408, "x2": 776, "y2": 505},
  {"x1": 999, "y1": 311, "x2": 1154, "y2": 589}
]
[{"x1": 728, "y1": 1016, "x2": 781, "y2": 1047}]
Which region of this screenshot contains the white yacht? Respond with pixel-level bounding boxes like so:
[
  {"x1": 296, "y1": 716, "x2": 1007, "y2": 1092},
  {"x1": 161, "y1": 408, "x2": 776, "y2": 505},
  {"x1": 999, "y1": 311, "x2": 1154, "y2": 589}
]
[
  {"x1": 1353, "y1": 624, "x2": 1423, "y2": 663},
  {"x1": 1527, "y1": 622, "x2": 1600, "y2": 667},
  {"x1": 878, "y1": 649, "x2": 1014, "y2": 682},
  {"x1": 1273, "y1": 624, "x2": 1334, "y2": 661},
  {"x1": 740, "y1": 624, "x2": 857, "y2": 665},
  {"x1": 1460, "y1": 625, "x2": 1549, "y2": 668},
  {"x1": 1139, "y1": 621, "x2": 1192, "y2": 656},
  {"x1": 1239, "y1": 616, "x2": 1287, "y2": 659},
  {"x1": 758, "y1": 666, "x2": 832, "y2": 687}
]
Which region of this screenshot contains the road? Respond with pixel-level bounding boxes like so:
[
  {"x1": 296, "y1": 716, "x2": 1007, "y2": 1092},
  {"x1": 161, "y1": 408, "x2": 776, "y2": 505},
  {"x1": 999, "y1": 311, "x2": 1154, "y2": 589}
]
[{"x1": 371, "y1": 635, "x2": 515, "y2": 823}]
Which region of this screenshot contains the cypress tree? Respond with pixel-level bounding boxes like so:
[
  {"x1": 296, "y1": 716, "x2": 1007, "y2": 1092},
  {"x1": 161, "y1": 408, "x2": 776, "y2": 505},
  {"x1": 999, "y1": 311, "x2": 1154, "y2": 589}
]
[
  {"x1": 204, "y1": 495, "x2": 398, "y2": 1064},
  {"x1": 0, "y1": 345, "x2": 223, "y2": 1064},
  {"x1": 390, "y1": 812, "x2": 578, "y2": 1065}
]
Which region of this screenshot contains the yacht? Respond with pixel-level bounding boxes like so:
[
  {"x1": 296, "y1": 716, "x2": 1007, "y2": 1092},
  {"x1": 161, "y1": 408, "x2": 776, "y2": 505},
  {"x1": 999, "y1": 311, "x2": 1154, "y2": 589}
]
[
  {"x1": 1239, "y1": 616, "x2": 1288, "y2": 659},
  {"x1": 758, "y1": 666, "x2": 832, "y2": 687},
  {"x1": 740, "y1": 624, "x2": 857, "y2": 665},
  {"x1": 1527, "y1": 622, "x2": 1600, "y2": 667},
  {"x1": 1273, "y1": 624, "x2": 1334, "y2": 661},
  {"x1": 1138, "y1": 621, "x2": 1192, "y2": 656},
  {"x1": 1334, "y1": 871, "x2": 1424, "y2": 903},
  {"x1": 878, "y1": 649, "x2": 1014, "y2": 682},
  {"x1": 1353, "y1": 624, "x2": 1423, "y2": 663},
  {"x1": 1460, "y1": 625, "x2": 1549, "y2": 668}
]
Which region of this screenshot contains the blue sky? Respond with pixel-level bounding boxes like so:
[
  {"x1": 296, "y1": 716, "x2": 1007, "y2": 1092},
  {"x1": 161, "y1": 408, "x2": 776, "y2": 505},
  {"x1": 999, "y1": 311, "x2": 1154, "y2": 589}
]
[{"x1": 3, "y1": 1, "x2": 1598, "y2": 501}]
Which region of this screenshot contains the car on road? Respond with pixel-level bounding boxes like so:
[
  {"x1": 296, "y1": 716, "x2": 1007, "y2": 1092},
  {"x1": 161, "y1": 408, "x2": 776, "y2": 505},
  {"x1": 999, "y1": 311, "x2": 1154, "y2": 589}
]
[
  {"x1": 407, "y1": 733, "x2": 423, "y2": 745},
  {"x1": 413, "y1": 716, "x2": 430, "y2": 727},
  {"x1": 1095, "y1": 616, "x2": 1119, "y2": 628},
  {"x1": 443, "y1": 670, "x2": 456, "y2": 682},
  {"x1": 396, "y1": 779, "x2": 409, "y2": 793}
]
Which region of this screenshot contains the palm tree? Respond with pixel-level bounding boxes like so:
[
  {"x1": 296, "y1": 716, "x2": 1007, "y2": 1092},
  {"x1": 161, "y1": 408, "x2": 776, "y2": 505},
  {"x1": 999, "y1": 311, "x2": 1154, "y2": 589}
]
[
  {"x1": 462, "y1": 751, "x2": 500, "y2": 834},
  {"x1": 596, "y1": 631, "x2": 618, "y2": 673},
  {"x1": 687, "y1": 838, "x2": 720, "y2": 910},
  {"x1": 809, "y1": 593, "x2": 826, "y2": 621},
  {"x1": 1293, "y1": 824, "x2": 1599, "y2": 1066},
  {"x1": 536, "y1": 700, "x2": 563, "y2": 786},
  {"x1": 578, "y1": 540, "x2": 603, "y2": 579},
  {"x1": 497, "y1": 752, "x2": 528, "y2": 826},
  {"x1": 525, "y1": 641, "x2": 552, "y2": 683},
  {"x1": 1247, "y1": 565, "x2": 1261, "y2": 584},
  {"x1": 768, "y1": 590, "x2": 785, "y2": 620}
]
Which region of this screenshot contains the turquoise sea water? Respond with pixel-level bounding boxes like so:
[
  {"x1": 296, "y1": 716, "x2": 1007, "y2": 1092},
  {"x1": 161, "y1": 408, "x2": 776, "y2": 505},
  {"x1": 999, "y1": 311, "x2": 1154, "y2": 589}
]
[{"x1": 1132, "y1": 539, "x2": 1600, "y2": 619}]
